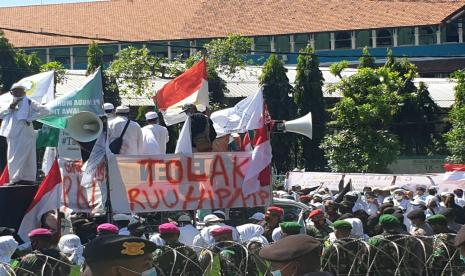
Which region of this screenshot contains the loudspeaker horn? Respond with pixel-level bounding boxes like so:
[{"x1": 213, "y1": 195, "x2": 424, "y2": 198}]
[
  {"x1": 284, "y1": 112, "x2": 312, "y2": 139},
  {"x1": 66, "y1": 111, "x2": 103, "y2": 142}
]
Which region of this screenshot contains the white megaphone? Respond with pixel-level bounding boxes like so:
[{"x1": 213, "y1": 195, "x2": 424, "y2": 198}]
[
  {"x1": 66, "y1": 111, "x2": 103, "y2": 142},
  {"x1": 280, "y1": 112, "x2": 313, "y2": 139}
]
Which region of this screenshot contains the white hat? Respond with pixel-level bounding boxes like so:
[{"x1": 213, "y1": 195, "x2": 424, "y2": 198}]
[
  {"x1": 113, "y1": 213, "x2": 132, "y2": 221},
  {"x1": 177, "y1": 214, "x2": 191, "y2": 222},
  {"x1": 10, "y1": 83, "x2": 27, "y2": 91},
  {"x1": 58, "y1": 234, "x2": 82, "y2": 254},
  {"x1": 103, "y1": 103, "x2": 115, "y2": 111},
  {"x1": 145, "y1": 111, "x2": 158, "y2": 120},
  {"x1": 412, "y1": 198, "x2": 426, "y2": 206},
  {"x1": 115, "y1": 106, "x2": 129, "y2": 114},
  {"x1": 203, "y1": 214, "x2": 223, "y2": 224},
  {"x1": 393, "y1": 188, "x2": 405, "y2": 194},
  {"x1": 248, "y1": 212, "x2": 265, "y2": 221}
]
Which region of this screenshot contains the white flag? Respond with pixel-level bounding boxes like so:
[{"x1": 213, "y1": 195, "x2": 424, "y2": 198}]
[
  {"x1": 0, "y1": 71, "x2": 55, "y2": 111},
  {"x1": 175, "y1": 117, "x2": 193, "y2": 154},
  {"x1": 211, "y1": 88, "x2": 263, "y2": 135}
]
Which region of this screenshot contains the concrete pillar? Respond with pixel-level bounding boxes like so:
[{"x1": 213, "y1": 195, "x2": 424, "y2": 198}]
[
  {"x1": 351, "y1": 31, "x2": 356, "y2": 49},
  {"x1": 167, "y1": 42, "x2": 172, "y2": 60},
  {"x1": 330, "y1": 32, "x2": 335, "y2": 50},
  {"x1": 415, "y1": 27, "x2": 420, "y2": 45},
  {"x1": 190, "y1": 40, "x2": 196, "y2": 55},
  {"x1": 371, "y1": 30, "x2": 377, "y2": 48},
  {"x1": 69, "y1": 47, "x2": 74, "y2": 70},
  {"x1": 309, "y1": 34, "x2": 315, "y2": 50},
  {"x1": 46, "y1": 48, "x2": 50, "y2": 63},
  {"x1": 436, "y1": 26, "x2": 441, "y2": 44},
  {"x1": 393, "y1": 29, "x2": 398, "y2": 47},
  {"x1": 459, "y1": 22, "x2": 464, "y2": 43},
  {"x1": 290, "y1": 35, "x2": 295, "y2": 52}
]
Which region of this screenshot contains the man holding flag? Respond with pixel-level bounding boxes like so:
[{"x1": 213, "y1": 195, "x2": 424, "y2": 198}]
[{"x1": 0, "y1": 83, "x2": 50, "y2": 185}]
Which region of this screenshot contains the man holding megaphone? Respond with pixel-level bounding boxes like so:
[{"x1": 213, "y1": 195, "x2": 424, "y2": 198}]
[{"x1": 0, "y1": 84, "x2": 49, "y2": 185}]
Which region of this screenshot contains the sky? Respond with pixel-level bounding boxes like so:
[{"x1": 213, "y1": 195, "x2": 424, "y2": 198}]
[{"x1": 0, "y1": 0, "x2": 106, "y2": 7}]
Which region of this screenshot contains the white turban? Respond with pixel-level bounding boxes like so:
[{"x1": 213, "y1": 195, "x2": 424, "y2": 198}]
[
  {"x1": 58, "y1": 234, "x2": 84, "y2": 265},
  {"x1": 236, "y1": 223, "x2": 268, "y2": 245}
]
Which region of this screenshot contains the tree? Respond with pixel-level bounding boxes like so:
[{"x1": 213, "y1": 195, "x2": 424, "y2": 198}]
[
  {"x1": 259, "y1": 54, "x2": 296, "y2": 173},
  {"x1": 294, "y1": 45, "x2": 326, "y2": 171},
  {"x1": 86, "y1": 41, "x2": 121, "y2": 106},
  {"x1": 40, "y1": 61, "x2": 67, "y2": 84},
  {"x1": 107, "y1": 46, "x2": 161, "y2": 97},
  {"x1": 185, "y1": 34, "x2": 253, "y2": 103},
  {"x1": 445, "y1": 70, "x2": 465, "y2": 163},
  {"x1": 321, "y1": 67, "x2": 402, "y2": 172},
  {"x1": 358, "y1": 47, "x2": 375, "y2": 69},
  {"x1": 87, "y1": 41, "x2": 103, "y2": 75}
]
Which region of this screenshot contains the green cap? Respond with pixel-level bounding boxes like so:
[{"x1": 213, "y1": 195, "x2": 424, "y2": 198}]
[
  {"x1": 331, "y1": 220, "x2": 353, "y2": 230},
  {"x1": 426, "y1": 214, "x2": 447, "y2": 225},
  {"x1": 378, "y1": 214, "x2": 400, "y2": 226},
  {"x1": 279, "y1": 222, "x2": 301, "y2": 235}
]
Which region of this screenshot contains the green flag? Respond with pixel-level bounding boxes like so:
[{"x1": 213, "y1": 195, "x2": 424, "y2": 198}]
[
  {"x1": 36, "y1": 125, "x2": 60, "y2": 148},
  {"x1": 39, "y1": 69, "x2": 104, "y2": 129}
]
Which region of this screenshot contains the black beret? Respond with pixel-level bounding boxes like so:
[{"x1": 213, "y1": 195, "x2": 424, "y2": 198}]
[
  {"x1": 382, "y1": 207, "x2": 397, "y2": 215},
  {"x1": 127, "y1": 221, "x2": 143, "y2": 231},
  {"x1": 83, "y1": 235, "x2": 157, "y2": 263},
  {"x1": 259, "y1": 234, "x2": 320, "y2": 262},
  {"x1": 454, "y1": 225, "x2": 465, "y2": 247},
  {"x1": 407, "y1": 209, "x2": 426, "y2": 220}
]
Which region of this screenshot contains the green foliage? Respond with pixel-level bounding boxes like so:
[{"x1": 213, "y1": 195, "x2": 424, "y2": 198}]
[
  {"x1": 329, "y1": 60, "x2": 348, "y2": 79},
  {"x1": 102, "y1": 71, "x2": 121, "y2": 107},
  {"x1": 294, "y1": 45, "x2": 326, "y2": 171},
  {"x1": 0, "y1": 31, "x2": 42, "y2": 91},
  {"x1": 108, "y1": 46, "x2": 161, "y2": 96},
  {"x1": 321, "y1": 67, "x2": 402, "y2": 172},
  {"x1": 260, "y1": 54, "x2": 296, "y2": 173},
  {"x1": 358, "y1": 47, "x2": 375, "y2": 69},
  {"x1": 40, "y1": 61, "x2": 67, "y2": 84},
  {"x1": 87, "y1": 41, "x2": 103, "y2": 75},
  {"x1": 445, "y1": 70, "x2": 465, "y2": 163}
]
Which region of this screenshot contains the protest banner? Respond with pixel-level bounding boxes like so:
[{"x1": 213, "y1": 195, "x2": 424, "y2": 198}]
[
  {"x1": 116, "y1": 151, "x2": 272, "y2": 213},
  {"x1": 288, "y1": 172, "x2": 440, "y2": 191},
  {"x1": 59, "y1": 158, "x2": 106, "y2": 213}
]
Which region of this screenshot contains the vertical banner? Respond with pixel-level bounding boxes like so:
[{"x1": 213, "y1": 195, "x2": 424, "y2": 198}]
[{"x1": 116, "y1": 152, "x2": 272, "y2": 213}]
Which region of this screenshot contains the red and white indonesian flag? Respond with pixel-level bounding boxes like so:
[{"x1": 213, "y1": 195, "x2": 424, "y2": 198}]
[
  {"x1": 154, "y1": 59, "x2": 209, "y2": 126},
  {"x1": 211, "y1": 88, "x2": 264, "y2": 135},
  {"x1": 0, "y1": 166, "x2": 9, "y2": 186},
  {"x1": 242, "y1": 120, "x2": 272, "y2": 195},
  {"x1": 18, "y1": 159, "x2": 62, "y2": 242},
  {"x1": 440, "y1": 163, "x2": 465, "y2": 192}
]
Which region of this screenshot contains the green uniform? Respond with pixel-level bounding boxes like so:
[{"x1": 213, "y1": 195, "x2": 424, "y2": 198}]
[
  {"x1": 199, "y1": 242, "x2": 257, "y2": 276},
  {"x1": 367, "y1": 232, "x2": 424, "y2": 276},
  {"x1": 429, "y1": 233, "x2": 465, "y2": 276},
  {"x1": 153, "y1": 241, "x2": 202, "y2": 276},
  {"x1": 322, "y1": 238, "x2": 368, "y2": 275},
  {"x1": 306, "y1": 224, "x2": 332, "y2": 240},
  {"x1": 15, "y1": 248, "x2": 71, "y2": 276}
]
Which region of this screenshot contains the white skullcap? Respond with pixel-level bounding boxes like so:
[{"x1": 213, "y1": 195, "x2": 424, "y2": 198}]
[
  {"x1": 145, "y1": 111, "x2": 158, "y2": 120},
  {"x1": 115, "y1": 106, "x2": 129, "y2": 114},
  {"x1": 248, "y1": 212, "x2": 265, "y2": 221},
  {"x1": 0, "y1": 236, "x2": 18, "y2": 264},
  {"x1": 58, "y1": 234, "x2": 82, "y2": 255},
  {"x1": 113, "y1": 213, "x2": 132, "y2": 221},
  {"x1": 10, "y1": 82, "x2": 28, "y2": 91},
  {"x1": 177, "y1": 214, "x2": 192, "y2": 222},
  {"x1": 203, "y1": 214, "x2": 223, "y2": 223},
  {"x1": 103, "y1": 103, "x2": 115, "y2": 111}
]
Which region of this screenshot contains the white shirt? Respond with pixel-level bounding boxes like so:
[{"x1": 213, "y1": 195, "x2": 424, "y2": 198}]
[
  {"x1": 178, "y1": 224, "x2": 200, "y2": 247},
  {"x1": 141, "y1": 126, "x2": 162, "y2": 155},
  {"x1": 108, "y1": 116, "x2": 143, "y2": 155},
  {"x1": 141, "y1": 124, "x2": 169, "y2": 154}
]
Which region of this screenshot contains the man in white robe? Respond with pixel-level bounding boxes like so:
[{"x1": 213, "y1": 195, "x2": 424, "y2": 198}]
[
  {"x1": 0, "y1": 84, "x2": 49, "y2": 184},
  {"x1": 141, "y1": 111, "x2": 169, "y2": 154},
  {"x1": 108, "y1": 106, "x2": 143, "y2": 155}
]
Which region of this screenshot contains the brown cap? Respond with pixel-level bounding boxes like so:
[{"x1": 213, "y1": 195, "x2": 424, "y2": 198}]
[
  {"x1": 454, "y1": 225, "x2": 465, "y2": 247},
  {"x1": 259, "y1": 234, "x2": 321, "y2": 262}
]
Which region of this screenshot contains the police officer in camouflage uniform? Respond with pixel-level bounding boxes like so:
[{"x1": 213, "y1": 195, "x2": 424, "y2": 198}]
[
  {"x1": 368, "y1": 214, "x2": 423, "y2": 276},
  {"x1": 153, "y1": 223, "x2": 202, "y2": 276},
  {"x1": 427, "y1": 214, "x2": 463, "y2": 276},
  {"x1": 322, "y1": 220, "x2": 368, "y2": 275}
]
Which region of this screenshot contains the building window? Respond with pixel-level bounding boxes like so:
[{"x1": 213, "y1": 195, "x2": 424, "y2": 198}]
[
  {"x1": 275, "y1": 35, "x2": 290, "y2": 53},
  {"x1": 72, "y1": 46, "x2": 88, "y2": 70},
  {"x1": 419, "y1": 26, "x2": 437, "y2": 45},
  {"x1": 335, "y1": 31, "x2": 351, "y2": 49},
  {"x1": 398, "y1": 27, "x2": 415, "y2": 45},
  {"x1": 355, "y1": 30, "x2": 372, "y2": 48},
  {"x1": 196, "y1": 39, "x2": 212, "y2": 49},
  {"x1": 24, "y1": 48, "x2": 47, "y2": 63},
  {"x1": 294, "y1": 34, "x2": 309, "y2": 52},
  {"x1": 101, "y1": 45, "x2": 118, "y2": 65},
  {"x1": 441, "y1": 22, "x2": 459, "y2": 43},
  {"x1": 376, "y1": 29, "x2": 393, "y2": 47},
  {"x1": 255, "y1": 36, "x2": 271, "y2": 52},
  {"x1": 147, "y1": 42, "x2": 168, "y2": 58},
  {"x1": 121, "y1": 44, "x2": 143, "y2": 50},
  {"x1": 170, "y1": 40, "x2": 190, "y2": 60},
  {"x1": 314, "y1": 33, "x2": 330, "y2": 50},
  {"x1": 49, "y1": 48, "x2": 70, "y2": 68}
]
